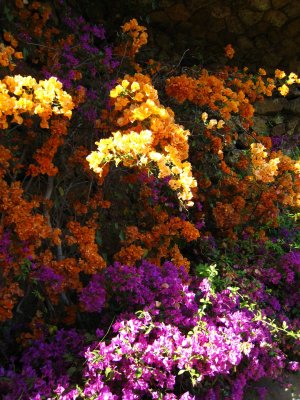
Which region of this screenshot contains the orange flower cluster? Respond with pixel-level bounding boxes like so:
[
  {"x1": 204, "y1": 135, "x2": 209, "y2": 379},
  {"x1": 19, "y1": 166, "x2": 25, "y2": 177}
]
[
  {"x1": 166, "y1": 66, "x2": 279, "y2": 128},
  {"x1": 213, "y1": 197, "x2": 245, "y2": 232},
  {"x1": 67, "y1": 221, "x2": 106, "y2": 274},
  {"x1": 15, "y1": 0, "x2": 51, "y2": 38},
  {"x1": 224, "y1": 44, "x2": 235, "y2": 59},
  {"x1": 0, "y1": 179, "x2": 55, "y2": 244},
  {"x1": 0, "y1": 145, "x2": 12, "y2": 178},
  {"x1": 0, "y1": 181, "x2": 56, "y2": 320},
  {"x1": 230, "y1": 70, "x2": 275, "y2": 104},
  {"x1": 115, "y1": 244, "x2": 145, "y2": 266},
  {"x1": 118, "y1": 18, "x2": 148, "y2": 58},
  {"x1": 115, "y1": 201, "x2": 200, "y2": 271},
  {"x1": 201, "y1": 138, "x2": 300, "y2": 236},
  {"x1": 28, "y1": 117, "x2": 69, "y2": 176},
  {"x1": 0, "y1": 33, "x2": 23, "y2": 71},
  {"x1": 251, "y1": 143, "x2": 280, "y2": 183},
  {"x1": 167, "y1": 74, "x2": 249, "y2": 124},
  {"x1": 0, "y1": 282, "x2": 23, "y2": 322}
]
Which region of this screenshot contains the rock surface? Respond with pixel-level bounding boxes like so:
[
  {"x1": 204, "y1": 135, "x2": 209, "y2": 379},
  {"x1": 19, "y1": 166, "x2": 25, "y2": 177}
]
[
  {"x1": 83, "y1": 0, "x2": 300, "y2": 73},
  {"x1": 245, "y1": 373, "x2": 300, "y2": 400}
]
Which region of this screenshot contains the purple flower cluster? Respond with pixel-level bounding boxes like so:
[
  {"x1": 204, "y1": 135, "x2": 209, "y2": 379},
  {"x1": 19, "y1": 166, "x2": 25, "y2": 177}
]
[
  {"x1": 2, "y1": 260, "x2": 297, "y2": 400},
  {"x1": 80, "y1": 260, "x2": 198, "y2": 328},
  {"x1": 40, "y1": 5, "x2": 118, "y2": 118},
  {"x1": 63, "y1": 14, "x2": 105, "y2": 41},
  {"x1": 0, "y1": 330, "x2": 84, "y2": 400},
  {"x1": 35, "y1": 265, "x2": 64, "y2": 291},
  {"x1": 0, "y1": 230, "x2": 12, "y2": 264},
  {"x1": 80, "y1": 272, "x2": 106, "y2": 312},
  {"x1": 138, "y1": 172, "x2": 176, "y2": 208}
]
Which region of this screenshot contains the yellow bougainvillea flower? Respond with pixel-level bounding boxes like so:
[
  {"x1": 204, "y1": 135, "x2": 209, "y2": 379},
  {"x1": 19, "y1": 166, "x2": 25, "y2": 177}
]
[
  {"x1": 88, "y1": 73, "x2": 196, "y2": 206},
  {"x1": 217, "y1": 120, "x2": 225, "y2": 129},
  {"x1": 287, "y1": 72, "x2": 298, "y2": 85},
  {"x1": 110, "y1": 85, "x2": 124, "y2": 98},
  {"x1": 278, "y1": 84, "x2": 289, "y2": 96},
  {"x1": 131, "y1": 82, "x2": 140, "y2": 92},
  {"x1": 207, "y1": 119, "x2": 218, "y2": 129},
  {"x1": 201, "y1": 112, "x2": 208, "y2": 122},
  {"x1": 121, "y1": 79, "x2": 130, "y2": 89}
]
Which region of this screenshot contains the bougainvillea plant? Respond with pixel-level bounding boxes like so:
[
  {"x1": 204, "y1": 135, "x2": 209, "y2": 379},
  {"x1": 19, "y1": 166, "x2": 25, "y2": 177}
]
[{"x1": 0, "y1": 1, "x2": 299, "y2": 399}]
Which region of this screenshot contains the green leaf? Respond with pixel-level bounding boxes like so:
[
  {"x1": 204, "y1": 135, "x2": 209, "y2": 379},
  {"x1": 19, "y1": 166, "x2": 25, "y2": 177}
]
[
  {"x1": 178, "y1": 369, "x2": 186, "y2": 375},
  {"x1": 135, "y1": 367, "x2": 143, "y2": 378},
  {"x1": 282, "y1": 321, "x2": 288, "y2": 330},
  {"x1": 22, "y1": 47, "x2": 29, "y2": 60}
]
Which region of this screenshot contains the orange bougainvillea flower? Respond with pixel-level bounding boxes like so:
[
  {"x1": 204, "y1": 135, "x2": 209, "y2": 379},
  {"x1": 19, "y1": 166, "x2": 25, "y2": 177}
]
[
  {"x1": 275, "y1": 69, "x2": 286, "y2": 79},
  {"x1": 251, "y1": 143, "x2": 280, "y2": 183},
  {"x1": 258, "y1": 68, "x2": 266, "y2": 76},
  {"x1": 224, "y1": 44, "x2": 235, "y2": 59},
  {"x1": 115, "y1": 19, "x2": 148, "y2": 58}
]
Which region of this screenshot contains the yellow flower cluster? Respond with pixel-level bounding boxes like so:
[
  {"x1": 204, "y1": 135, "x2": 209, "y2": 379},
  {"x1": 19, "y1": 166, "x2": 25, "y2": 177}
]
[
  {"x1": 87, "y1": 129, "x2": 153, "y2": 174},
  {"x1": 0, "y1": 75, "x2": 74, "y2": 128},
  {"x1": 278, "y1": 84, "x2": 289, "y2": 96},
  {"x1": 87, "y1": 73, "x2": 197, "y2": 206},
  {"x1": 251, "y1": 143, "x2": 280, "y2": 183},
  {"x1": 275, "y1": 69, "x2": 300, "y2": 97}
]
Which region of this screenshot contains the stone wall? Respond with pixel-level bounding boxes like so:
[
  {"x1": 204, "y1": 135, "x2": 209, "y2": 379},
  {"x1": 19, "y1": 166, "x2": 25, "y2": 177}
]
[
  {"x1": 253, "y1": 93, "x2": 300, "y2": 149},
  {"x1": 145, "y1": 0, "x2": 300, "y2": 72},
  {"x1": 80, "y1": 0, "x2": 300, "y2": 73},
  {"x1": 150, "y1": 0, "x2": 300, "y2": 71},
  {"x1": 245, "y1": 373, "x2": 300, "y2": 400}
]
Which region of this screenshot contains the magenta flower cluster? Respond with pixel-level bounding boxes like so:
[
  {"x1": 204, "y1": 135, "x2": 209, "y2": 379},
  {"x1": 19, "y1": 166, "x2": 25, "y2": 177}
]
[{"x1": 1, "y1": 260, "x2": 298, "y2": 400}]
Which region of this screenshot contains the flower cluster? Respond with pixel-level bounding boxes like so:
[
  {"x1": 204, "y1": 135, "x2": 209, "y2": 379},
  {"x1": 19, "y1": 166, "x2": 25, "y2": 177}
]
[
  {"x1": 117, "y1": 18, "x2": 148, "y2": 58},
  {"x1": 0, "y1": 41, "x2": 23, "y2": 71},
  {"x1": 275, "y1": 70, "x2": 300, "y2": 96},
  {"x1": 0, "y1": 75, "x2": 73, "y2": 128},
  {"x1": 251, "y1": 143, "x2": 280, "y2": 183},
  {"x1": 1, "y1": 261, "x2": 297, "y2": 399},
  {"x1": 87, "y1": 74, "x2": 197, "y2": 206}
]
